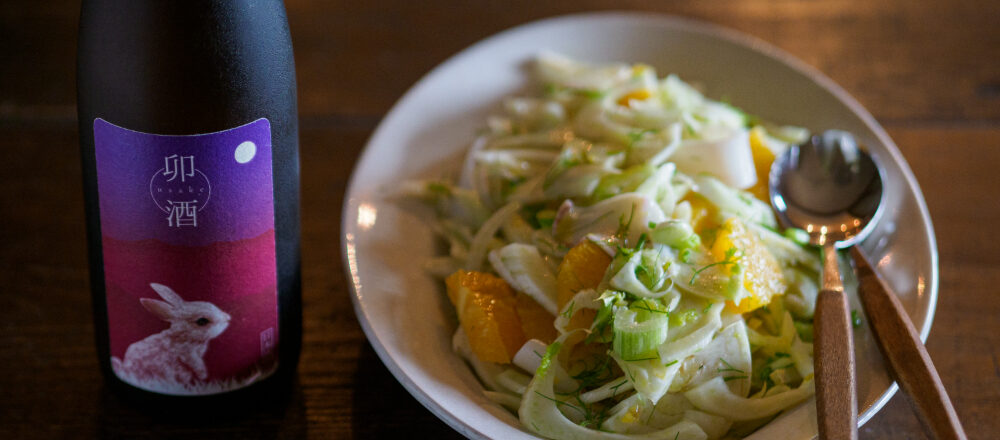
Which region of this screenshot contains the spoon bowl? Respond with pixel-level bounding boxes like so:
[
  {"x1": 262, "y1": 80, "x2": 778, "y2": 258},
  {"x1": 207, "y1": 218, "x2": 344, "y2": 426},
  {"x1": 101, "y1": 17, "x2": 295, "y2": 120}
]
[{"x1": 770, "y1": 130, "x2": 885, "y2": 248}]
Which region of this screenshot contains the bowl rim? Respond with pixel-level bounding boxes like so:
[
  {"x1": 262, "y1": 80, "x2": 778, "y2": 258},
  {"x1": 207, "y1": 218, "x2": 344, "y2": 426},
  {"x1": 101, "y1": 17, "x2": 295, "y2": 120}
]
[{"x1": 341, "y1": 10, "x2": 939, "y2": 439}]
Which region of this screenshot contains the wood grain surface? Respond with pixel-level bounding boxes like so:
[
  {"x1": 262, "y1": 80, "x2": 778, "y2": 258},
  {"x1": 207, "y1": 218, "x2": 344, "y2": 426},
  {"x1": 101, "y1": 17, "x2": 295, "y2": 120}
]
[
  {"x1": 852, "y1": 247, "x2": 967, "y2": 440},
  {"x1": 815, "y1": 246, "x2": 858, "y2": 440},
  {"x1": 2, "y1": 0, "x2": 999, "y2": 439},
  {"x1": 814, "y1": 288, "x2": 858, "y2": 440}
]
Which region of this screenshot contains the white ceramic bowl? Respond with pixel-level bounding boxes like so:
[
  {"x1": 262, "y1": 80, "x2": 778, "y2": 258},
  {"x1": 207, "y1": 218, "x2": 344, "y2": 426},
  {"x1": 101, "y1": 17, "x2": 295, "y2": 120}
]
[{"x1": 342, "y1": 12, "x2": 938, "y2": 439}]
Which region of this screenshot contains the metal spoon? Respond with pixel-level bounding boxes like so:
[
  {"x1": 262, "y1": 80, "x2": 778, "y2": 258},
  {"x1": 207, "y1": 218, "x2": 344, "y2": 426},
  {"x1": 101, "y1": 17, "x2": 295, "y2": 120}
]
[
  {"x1": 770, "y1": 130, "x2": 874, "y2": 440},
  {"x1": 770, "y1": 130, "x2": 967, "y2": 440}
]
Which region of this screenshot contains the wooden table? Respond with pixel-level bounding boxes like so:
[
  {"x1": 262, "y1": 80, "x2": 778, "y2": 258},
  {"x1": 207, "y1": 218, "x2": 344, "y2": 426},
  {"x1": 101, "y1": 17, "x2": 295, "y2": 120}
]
[{"x1": 2, "y1": 1, "x2": 998, "y2": 438}]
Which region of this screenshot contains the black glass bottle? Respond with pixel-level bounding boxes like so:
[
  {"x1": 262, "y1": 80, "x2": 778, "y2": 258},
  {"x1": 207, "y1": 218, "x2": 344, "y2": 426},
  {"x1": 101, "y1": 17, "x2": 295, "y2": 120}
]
[{"x1": 77, "y1": 0, "x2": 301, "y2": 407}]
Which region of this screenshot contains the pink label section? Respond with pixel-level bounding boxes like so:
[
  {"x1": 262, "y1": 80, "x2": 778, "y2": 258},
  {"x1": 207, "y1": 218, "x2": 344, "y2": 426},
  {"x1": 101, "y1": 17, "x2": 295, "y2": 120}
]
[{"x1": 94, "y1": 118, "x2": 278, "y2": 395}]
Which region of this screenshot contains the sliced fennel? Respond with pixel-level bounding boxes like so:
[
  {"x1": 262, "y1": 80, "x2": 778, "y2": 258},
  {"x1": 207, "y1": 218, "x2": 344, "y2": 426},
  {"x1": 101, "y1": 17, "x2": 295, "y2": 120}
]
[
  {"x1": 608, "y1": 248, "x2": 677, "y2": 299},
  {"x1": 465, "y1": 201, "x2": 521, "y2": 271},
  {"x1": 553, "y1": 193, "x2": 666, "y2": 247},
  {"x1": 692, "y1": 175, "x2": 777, "y2": 229},
  {"x1": 670, "y1": 129, "x2": 757, "y2": 190},
  {"x1": 407, "y1": 53, "x2": 828, "y2": 439},
  {"x1": 484, "y1": 390, "x2": 523, "y2": 412},
  {"x1": 610, "y1": 352, "x2": 679, "y2": 405},
  {"x1": 513, "y1": 339, "x2": 577, "y2": 394},
  {"x1": 452, "y1": 328, "x2": 507, "y2": 393},
  {"x1": 685, "y1": 376, "x2": 815, "y2": 421},
  {"x1": 519, "y1": 333, "x2": 709, "y2": 440},
  {"x1": 489, "y1": 243, "x2": 559, "y2": 314},
  {"x1": 670, "y1": 321, "x2": 753, "y2": 397},
  {"x1": 650, "y1": 220, "x2": 701, "y2": 250}
]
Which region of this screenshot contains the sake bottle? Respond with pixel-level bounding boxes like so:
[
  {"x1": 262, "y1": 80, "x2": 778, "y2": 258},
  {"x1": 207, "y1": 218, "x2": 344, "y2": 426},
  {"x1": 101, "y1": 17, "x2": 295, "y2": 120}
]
[{"x1": 77, "y1": 0, "x2": 301, "y2": 402}]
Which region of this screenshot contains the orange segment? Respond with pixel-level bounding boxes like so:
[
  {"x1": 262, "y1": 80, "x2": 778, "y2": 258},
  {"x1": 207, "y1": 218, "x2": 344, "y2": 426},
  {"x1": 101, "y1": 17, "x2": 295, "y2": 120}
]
[
  {"x1": 566, "y1": 309, "x2": 597, "y2": 335},
  {"x1": 556, "y1": 240, "x2": 612, "y2": 331},
  {"x1": 446, "y1": 270, "x2": 526, "y2": 363},
  {"x1": 616, "y1": 88, "x2": 652, "y2": 107},
  {"x1": 710, "y1": 218, "x2": 787, "y2": 314},
  {"x1": 516, "y1": 292, "x2": 557, "y2": 343},
  {"x1": 747, "y1": 126, "x2": 777, "y2": 201},
  {"x1": 683, "y1": 193, "x2": 720, "y2": 235},
  {"x1": 556, "y1": 240, "x2": 611, "y2": 307}
]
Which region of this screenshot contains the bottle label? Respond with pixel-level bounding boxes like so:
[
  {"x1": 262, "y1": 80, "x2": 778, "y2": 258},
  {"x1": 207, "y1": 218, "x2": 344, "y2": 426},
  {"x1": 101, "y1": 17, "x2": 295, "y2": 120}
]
[{"x1": 94, "y1": 118, "x2": 278, "y2": 395}]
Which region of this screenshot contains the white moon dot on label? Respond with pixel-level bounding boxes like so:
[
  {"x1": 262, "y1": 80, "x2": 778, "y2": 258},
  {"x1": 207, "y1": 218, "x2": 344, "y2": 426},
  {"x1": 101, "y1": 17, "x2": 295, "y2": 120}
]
[{"x1": 235, "y1": 141, "x2": 256, "y2": 164}]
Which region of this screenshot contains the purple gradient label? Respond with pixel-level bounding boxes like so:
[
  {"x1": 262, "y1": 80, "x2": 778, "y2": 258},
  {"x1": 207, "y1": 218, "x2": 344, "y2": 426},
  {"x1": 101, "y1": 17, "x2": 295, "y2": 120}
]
[{"x1": 94, "y1": 118, "x2": 278, "y2": 395}]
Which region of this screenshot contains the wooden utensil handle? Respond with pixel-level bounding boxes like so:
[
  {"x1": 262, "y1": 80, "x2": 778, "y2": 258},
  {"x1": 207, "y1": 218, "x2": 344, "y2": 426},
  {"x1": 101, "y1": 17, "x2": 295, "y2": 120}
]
[
  {"x1": 850, "y1": 247, "x2": 967, "y2": 440},
  {"x1": 814, "y1": 288, "x2": 858, "y2": 440}
]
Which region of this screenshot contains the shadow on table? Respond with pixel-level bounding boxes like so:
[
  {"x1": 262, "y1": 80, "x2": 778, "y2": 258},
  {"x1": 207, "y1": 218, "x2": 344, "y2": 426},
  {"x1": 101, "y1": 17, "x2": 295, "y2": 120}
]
[
  {"x1": 352, "y1": 343, "x2": 464, "y2": 439},
  {"x1": 95, "y1": 375, "x2": 308, "y2": 438}
]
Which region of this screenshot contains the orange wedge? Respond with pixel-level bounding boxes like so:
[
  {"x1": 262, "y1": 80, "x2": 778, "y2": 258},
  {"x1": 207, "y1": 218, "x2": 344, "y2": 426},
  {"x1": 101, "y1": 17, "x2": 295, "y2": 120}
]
[
  {"x1": 516, "y1": 292, "x2": 557, "y2": 343},
  {"x1": 711, "y1": 218, "x2": 787, "y2": 314},
  {"x1": 616, "y1": 88, "x2": 652, "y2": 107},
  {"x1": 556, "y1": 240, "x2": 612, "y2": 331},
  {"x1": 683, "y1": 193, "x2": 720, "y2": 235},
  {"x1": 747, "y1": 126, "x2": 777, "y2": 201},
  {"x1": 446, "y1": 270, "x2": 526, "y2": 363}
]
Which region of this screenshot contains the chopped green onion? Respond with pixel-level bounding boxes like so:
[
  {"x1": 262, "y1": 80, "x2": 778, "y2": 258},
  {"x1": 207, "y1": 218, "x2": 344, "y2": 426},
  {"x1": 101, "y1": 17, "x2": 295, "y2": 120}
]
[
  {"x1": 612, "y1": 303, "x2": 669, "y2": 360},
  {"x1": 783, "y1": 227, "x2": 811, "y2": 246},
  {"x1": 577, "y1": 89, "x2": 605, "y2": 100},
  {"x1": 669, "y1": 309, "x2": 699, "y2": 328}
]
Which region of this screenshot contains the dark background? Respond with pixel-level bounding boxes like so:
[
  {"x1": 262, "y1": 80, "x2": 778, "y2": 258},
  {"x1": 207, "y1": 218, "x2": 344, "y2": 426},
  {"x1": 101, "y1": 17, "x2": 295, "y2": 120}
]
[{"x1": 1, "y1": 0, "x2": 998, "y2": 438}]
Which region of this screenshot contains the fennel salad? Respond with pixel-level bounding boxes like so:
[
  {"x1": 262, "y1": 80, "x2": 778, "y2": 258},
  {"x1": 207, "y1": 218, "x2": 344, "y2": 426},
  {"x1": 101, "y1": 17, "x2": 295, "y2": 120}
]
[{"x1": 403, "y1": 53, "x2": 831, "y2": 440}]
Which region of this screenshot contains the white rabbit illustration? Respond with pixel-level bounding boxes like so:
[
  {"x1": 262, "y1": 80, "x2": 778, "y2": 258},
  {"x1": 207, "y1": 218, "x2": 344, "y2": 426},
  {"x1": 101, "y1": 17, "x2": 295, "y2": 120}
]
[{"x1": 112, "y1": 283, "x2": 231, "y2": 389}]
